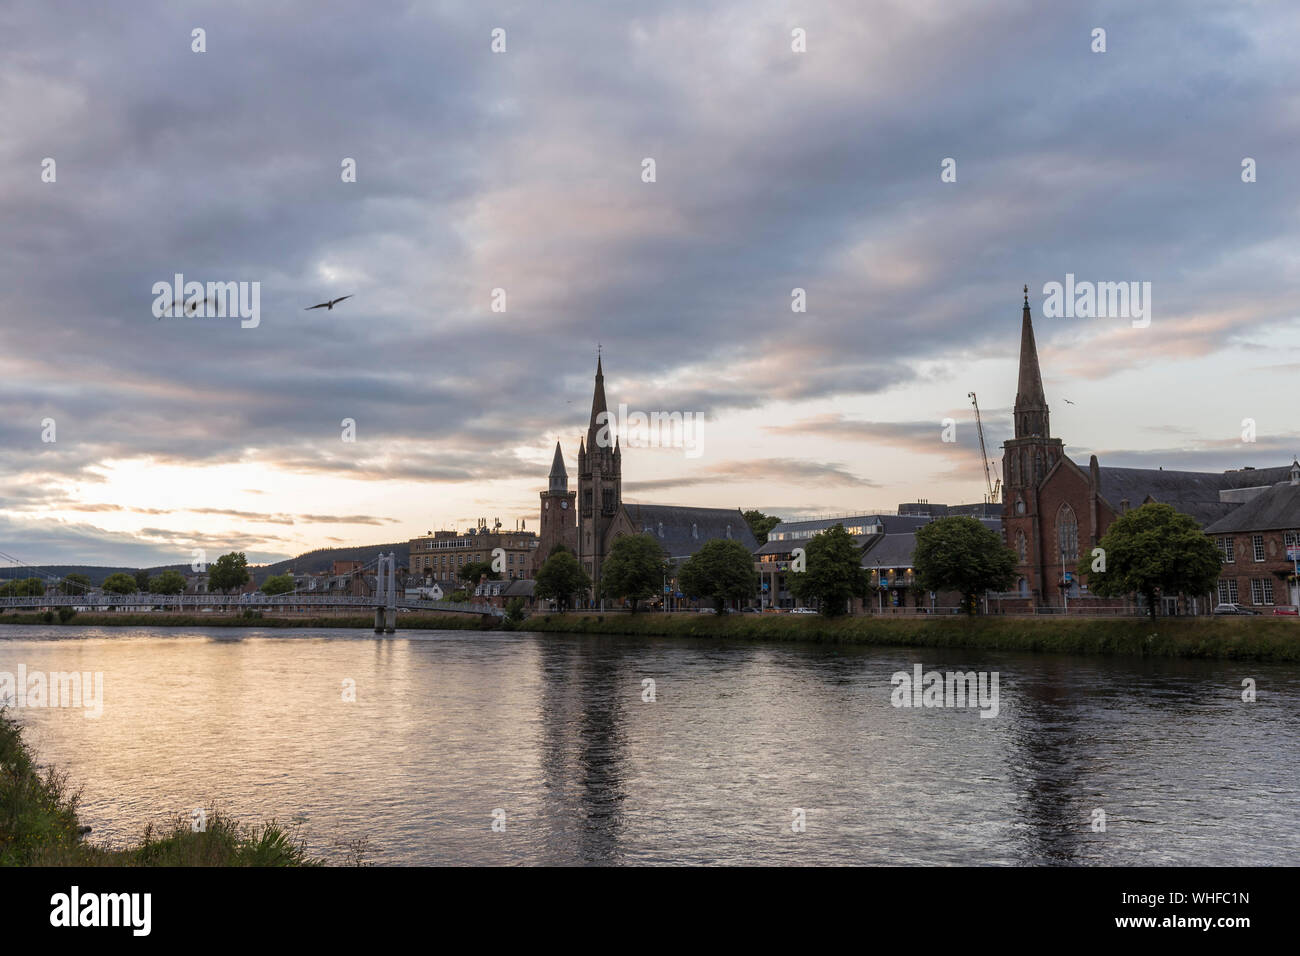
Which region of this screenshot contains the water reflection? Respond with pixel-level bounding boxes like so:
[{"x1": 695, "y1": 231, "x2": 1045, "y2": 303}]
[{"x1": 1, "y1": 626, "x2": 1296, "y2": 865}]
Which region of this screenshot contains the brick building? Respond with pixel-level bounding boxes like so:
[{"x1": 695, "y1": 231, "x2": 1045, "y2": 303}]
[{"x1": 1002, "y1": 285, "x2": 1295, "y2": 613}]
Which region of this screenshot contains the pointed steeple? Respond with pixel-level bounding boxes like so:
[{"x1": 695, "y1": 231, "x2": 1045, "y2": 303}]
[
  {"x1": 1014, "y1": 284, "x2": 1050, "y2": 438},
  {"x1": 548, "y1": 441, "x2": 568, "y2": 493},
  {"x1": 586, "y1": 352, "x2": 610, "y2": 450}
]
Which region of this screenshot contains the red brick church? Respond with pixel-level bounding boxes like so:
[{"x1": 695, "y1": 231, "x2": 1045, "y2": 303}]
[{"x1": 1001, "y1": 286, "x2": 1292, "y2": 614}]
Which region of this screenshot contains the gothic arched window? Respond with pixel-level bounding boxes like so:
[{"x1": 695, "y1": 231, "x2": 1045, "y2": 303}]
[
  {"x1": 1016, "y1": 530, "x2": 1027, "y2": 564},
  {"x1": 1057, "y1": 503, "x2": 1079, "y2": 565}
]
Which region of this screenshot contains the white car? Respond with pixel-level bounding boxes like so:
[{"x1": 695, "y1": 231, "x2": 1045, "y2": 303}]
[{"x1": 790, "y1": 607, "x2": 817, "y2": 614}]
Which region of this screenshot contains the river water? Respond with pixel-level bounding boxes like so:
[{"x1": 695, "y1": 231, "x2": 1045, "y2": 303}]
[{"x1": 1, "y1": 625, "x2": 1296, "y2": 865}]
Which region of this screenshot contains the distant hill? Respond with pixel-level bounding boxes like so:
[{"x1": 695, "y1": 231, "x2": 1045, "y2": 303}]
[{"x1": 0, "y1": 542, "x2": 411, "y2": 588}]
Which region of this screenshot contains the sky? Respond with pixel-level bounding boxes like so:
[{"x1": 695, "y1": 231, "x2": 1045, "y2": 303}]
[{"x1": 1, "y1": 0, "x2": 1296, "y2": 568}]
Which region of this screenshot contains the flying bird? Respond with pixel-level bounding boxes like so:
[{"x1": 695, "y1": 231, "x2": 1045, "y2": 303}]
[
  {"x1": 157, "y1": 295, "x2": 217, "y2": 319},
  {"x1": 305, "y1": 295, "x2": 353, "y2": 311},
  {"x1": 1063, "y1": 398, "x2": 1075, "y2": 405}
]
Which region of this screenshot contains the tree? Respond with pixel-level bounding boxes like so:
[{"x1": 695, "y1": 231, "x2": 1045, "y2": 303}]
[
  {"x1": 101, "y1": 572, "x2": 138, "y2": 595},
  {"x1": 1086, "y1": 502, "x2": 1221, "y2": 621},
  {"x1": 679, "y1": 538, "x2": 758, "y2": 614},
  {"x1": 134, "y1": 569, "x2": 152, "y2": 592},
  {"x1": 458, "y1": 561, "x2": 499, "y2": 585},
  {"x1": 599, "y1": 533, "x2": 668, "y2": 612},
  {"x1": 533, "y1": 549, "x2": 592, "y2": 612},
  {"x1": 503, "y1": 597, "x2": 526, "y2": 628},
  {"x1": 261, "y1": 573, "x2": 295, "y2": 596},
  {"x1": 787, "y1": 524, "x2": 867, "y2": 616},
  {"x1": 207, "y1": 552, "x2": 250, "y2": 593},
  {"x1": 149, "y1": 570, "x2": 187, "y2": 594},
  {"x1": 742, "y1": 510, "x2": 782, "y2": 546},
  {"x1": 0, "y1": 577, "x2": 45, "y2": 597},
  {"x1": 913, "y1": 516, "x2": 1017, "y2": 615},
  {"x1": 59, "y1": 573, "x2": 91, "y2": 596}
]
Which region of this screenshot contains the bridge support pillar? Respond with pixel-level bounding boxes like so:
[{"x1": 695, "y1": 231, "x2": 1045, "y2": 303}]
[
  {"x1": 374, "y1": 607, "x2": 384, "y2": 633},
  {"x1": 384, "y1": 608, "x2": 396, "y2": 633}
]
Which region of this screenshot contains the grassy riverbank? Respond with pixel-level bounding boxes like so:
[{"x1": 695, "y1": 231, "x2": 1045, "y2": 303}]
[
  {"x1": 0, "y1": 611, "x2": 494, "y2": 630},
  {"x1": 525, "y1": 613, "x2": 1300, "y2": 661},
  {"x1": 0, "y1": 709, "x2": 321, "y2": 866}
]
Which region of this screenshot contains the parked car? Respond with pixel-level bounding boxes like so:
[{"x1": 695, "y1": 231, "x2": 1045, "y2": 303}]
[
  {"x1": 790, "y1": 607, "x2": 817, "y2": 615},
  {"x1": 1270, "y1": 606, "x2": 1299, "y2": 616},
  {"x1": 740, "y1": 607, "x2": 761, "y2": 614},
  {"x1": 1213, "y1": 603, "x2": 1261, "y2": 615},
  {"x1": 697, "y1": 607, "x2": 717, "y2": 614}
]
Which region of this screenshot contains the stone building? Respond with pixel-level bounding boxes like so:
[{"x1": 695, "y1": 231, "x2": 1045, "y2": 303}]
[{"x1": 556, "y1": 356, "x2": 757, "y2": 605}]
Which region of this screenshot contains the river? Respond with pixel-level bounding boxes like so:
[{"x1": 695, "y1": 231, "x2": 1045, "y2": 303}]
[{"x1": 1, "y1": 625, "x2": 1296, "y2": 865}]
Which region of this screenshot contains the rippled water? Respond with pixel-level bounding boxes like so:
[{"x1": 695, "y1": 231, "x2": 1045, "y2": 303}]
[{"x1": 1, "y1": 626, "x2": 1297, "y2": 865}]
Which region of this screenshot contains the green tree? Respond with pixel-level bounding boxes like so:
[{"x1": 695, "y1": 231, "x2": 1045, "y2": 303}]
[
  {"x1": 457, "y1": 561, "x2": 499, "y2": 585},
  {"x1": 533, "y1": 549, "x2": 592, "y2": 612},
  {"x1": 149, "y1": 569, "x2": 187, "y2": 594},
  {"x1": 101, "y1": 572, "x2": 138, "y2": 595},
  {"x1": 207, "y1": 552, "x2": 250, "y2": 593},
  {"x1": 503, "y1": 597, "x2": 527, "y2": 628},
  {"x1": 134, "y1": 569, "x2": 152, "y2": 592},
  {"x1": 260, "y1": 573, "x2": 295, "y2": 596},
  {"x1": 449, "y1": 588, "x2": 470, "y2": 603},
  {"x1": 742, "y1": 510, "x2": 782, "y2": 546},
  {"x1": 787, "y1": 524, "x2": 867, "y2": 616},
  {"x1": 59, "y1": 573, "x2": 91, "y2": 596},
  {"x1": 1086, "y1": 502, "x2": 1221, "y2": 621},
  {"x1": 913, "y1": 516, "x2": 1017, "y2": 615},
  {"x1": 679, "y1": 538, "x2": 758, "y2": 614},
  {"x1": 599, "y1": 533, "x2": 668, "y2": 612},
  {"x1": 0, "y1": 577, "x2": 46, "y2": 597}
]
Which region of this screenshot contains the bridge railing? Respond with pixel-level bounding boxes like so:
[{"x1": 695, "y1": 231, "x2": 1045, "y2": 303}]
[{"x1": 0, "y1": 592, "x2": 503, "y2": 617}]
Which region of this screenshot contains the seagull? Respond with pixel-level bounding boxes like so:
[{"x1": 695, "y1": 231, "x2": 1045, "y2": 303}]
[
  {"x1": 157, "y1": 295, "x2": 217, "y2": 319},
  {"x1": 1063, "y1": 398, "x2": 1075, "y2": 405},
  {"x1": 305, "y1": 295, "x2": 352, "y2": 311}
]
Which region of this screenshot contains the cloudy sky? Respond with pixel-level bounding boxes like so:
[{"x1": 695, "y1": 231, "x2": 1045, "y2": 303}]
[{"x1": 2, "y1": 0, "x2": 1296, "y2": 568}]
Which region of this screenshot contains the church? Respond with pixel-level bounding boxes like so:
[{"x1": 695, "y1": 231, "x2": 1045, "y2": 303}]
[
  {"x1": 537, "y1": 356, "x2": 757, "y2": 606},
  {"x1": 1002, "y1": 286, "x2": 1293, "y2": 613}
]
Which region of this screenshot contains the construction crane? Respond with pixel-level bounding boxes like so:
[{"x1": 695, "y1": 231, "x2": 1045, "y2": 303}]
[{"x1": 968, "y1": 391, "x2": 1001, "y2": 503}]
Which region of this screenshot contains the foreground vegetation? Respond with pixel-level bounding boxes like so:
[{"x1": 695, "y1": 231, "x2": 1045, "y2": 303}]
[
  {"x1": 524, "y1": 613, "x2": 1300, "y2": 661},
  {"x1": 0, "y1": 710, "x2": 321, "y2": 866}
]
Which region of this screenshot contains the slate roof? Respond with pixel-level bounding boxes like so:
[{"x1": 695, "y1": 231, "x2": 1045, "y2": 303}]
[
  {"x1": 624, "y1": 503, "x2": 758, "y2": 560},
  {"x1": 860, "y1": 533, "x2": 918, "y2": 569},
  {"x1": 1203, "y1": 482, "x2": 1300, "y2": 534},
  {"x1": 1095, "y1": 464, "x2": 1295, "y2": 527},
  {"x1": 767, "y1": 514, "x2": 932, "y2": 539}
]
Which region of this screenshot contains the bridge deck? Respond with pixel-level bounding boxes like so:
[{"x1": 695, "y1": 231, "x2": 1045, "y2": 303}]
[{"x1": 0, "y1": 593, "x2": 504, "y2": 617}]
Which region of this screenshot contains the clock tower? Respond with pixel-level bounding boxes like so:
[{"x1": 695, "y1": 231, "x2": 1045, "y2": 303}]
[{"x1": 537, "y1": 440, "x2": 578, "y2": 564}]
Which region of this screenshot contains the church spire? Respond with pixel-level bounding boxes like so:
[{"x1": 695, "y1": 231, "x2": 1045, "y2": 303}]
[
  {"x1": 586, "y1": 352, "x2": 609, "y2": 450},
  {"x1": 548, "y1": 441, "x2": 568, "y2": 493},
  {"x1": 1014, "y1": 284, "x2": 1050, "y2": 438}
]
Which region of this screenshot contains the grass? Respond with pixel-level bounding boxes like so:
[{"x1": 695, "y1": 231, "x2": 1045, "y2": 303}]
[
  {"x1": 0, "y1": 611, "x2": 494, "y2": 630},
  {"x1": 0, "y1": 708, "x2": 323, "y2": 866},
  {"x1": 524, "y1": 613, "x2": 1300, "y2": 661}
]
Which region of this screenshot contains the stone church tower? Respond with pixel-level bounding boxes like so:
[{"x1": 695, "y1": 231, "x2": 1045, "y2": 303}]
[
  {"x1": 1002, "y1": 285, "x2": 1065, "y2": 605},
  {"x1": 537, "y1": 441, "x2": 578, "y2": 561},
  {"x1": 577, "y1": 355, "x2": 621, "y2": 585}
]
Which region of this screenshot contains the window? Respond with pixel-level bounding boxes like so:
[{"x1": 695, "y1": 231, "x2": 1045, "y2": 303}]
[
  {"x1": 692, "y1": 523, "x2": 698, "y2": 540},
  {"x1": 1018, "y1": 577, "x2": 1028, "y2": 597},
  {"x1": 1217, "y1": 537, "x2": 1235, "y2": 563},
  {"x1": 1015, "y1": 497, "x2": 1025, "y2": 515},
  {"x1": 1219, "y1": 579, "x2": 1239, "y2": 603},
  {"x1": 1252, "y1": 535, "x2": 1265, "y2": 562},
  {"x1": 1251, "y1": 578, "x2": 1274, "y2": 605},
  {"x1": 1057, "y1": 504, "x2": 1079, "y2": 566},
  {"x1": 1016, "y1": 530, "x2": 1027, "y2": 564}
]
